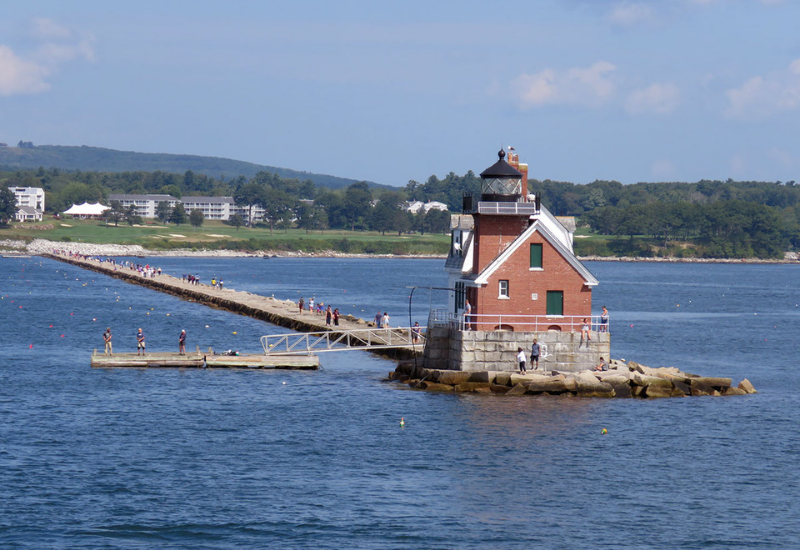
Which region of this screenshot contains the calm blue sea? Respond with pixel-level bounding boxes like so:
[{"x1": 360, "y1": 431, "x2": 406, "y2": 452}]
[{"x1": 1, "y1": 257, "x2": 799, "y2": 549}]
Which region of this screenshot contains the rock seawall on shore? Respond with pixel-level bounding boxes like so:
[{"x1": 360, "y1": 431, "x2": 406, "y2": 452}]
[{"x1": 390, "y1": 359, "x2": 757, "y2": 398}]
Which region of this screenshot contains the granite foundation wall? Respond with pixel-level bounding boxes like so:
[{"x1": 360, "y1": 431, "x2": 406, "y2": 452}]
[{"x1": 422, "y1": 326, "x2": 610, "y2": 372}]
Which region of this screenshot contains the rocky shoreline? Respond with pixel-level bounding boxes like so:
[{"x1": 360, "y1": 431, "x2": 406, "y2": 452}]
[
  {"x1": 389, "y1": 360, "x2": 757, "y2": 398},
  {"x1": 1, "y1": 238, "x2": 798, "y2": 262}
]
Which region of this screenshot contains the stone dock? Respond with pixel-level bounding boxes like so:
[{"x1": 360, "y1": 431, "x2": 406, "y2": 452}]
[
  {"x1": 43, "y1": 253, "x2": 420, "y2": 360},
  {"x1": 390, "y1": 360, "x2": 757, "y2": 398}
]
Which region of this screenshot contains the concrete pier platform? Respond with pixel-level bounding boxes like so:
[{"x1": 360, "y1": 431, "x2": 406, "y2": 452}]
[{"x1": 91, "y1": 350, "x2": 319, "y2": 369}]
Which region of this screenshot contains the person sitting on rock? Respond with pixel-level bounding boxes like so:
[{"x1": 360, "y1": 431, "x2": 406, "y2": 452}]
[{"x1": 594, "y1": 357, "x2": 608, "y2": 371}]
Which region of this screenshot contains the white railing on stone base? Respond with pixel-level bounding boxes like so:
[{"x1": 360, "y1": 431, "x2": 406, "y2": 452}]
[
  {"x1": 428, "y1": 310, "x2": 609, "y2": 333},
  {"x1": 261, "y1": 326, "x2": 426, "y2": 355}
]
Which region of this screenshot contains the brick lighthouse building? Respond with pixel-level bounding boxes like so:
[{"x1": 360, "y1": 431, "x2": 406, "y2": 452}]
[{"x1": 424, "y1": 148, "x2": 609, "y2": 372}]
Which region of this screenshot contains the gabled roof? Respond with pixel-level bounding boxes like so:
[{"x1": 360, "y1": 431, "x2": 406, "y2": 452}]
[{"x1": 472, "y1": 219, "x2": 598, "y2": 286}]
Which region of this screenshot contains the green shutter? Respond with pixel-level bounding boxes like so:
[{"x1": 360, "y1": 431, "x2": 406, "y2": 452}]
[
  {"x1": 546, "y1": 291, "x2": 563, "y2": 316},
  {"x1": 530, "y1": 243, "x2": 542, "y2": 268}
]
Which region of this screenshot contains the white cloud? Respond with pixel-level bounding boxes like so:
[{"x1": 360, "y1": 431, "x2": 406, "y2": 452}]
[
  {"x1": 725, "y1": 59, "x2": 800, "y2": 118},
  {"x1": 0, "y1": 19, "x2": 94, "y2": 97},
  {"x1": 625, "y1": 82, "x2": 680, "y2": 114},
  {"x1": 0, "y1": 45, "x2": 51, "y2": 96},
  {"x1": 31, "y1": 18, "x2": 72, "y2": 40},
  {"x1": 605, "y1": 2, "x2": 657, "y2": 27},
  {"x1": 513, "y1": 61, "x2": 617, "y2": 109}
]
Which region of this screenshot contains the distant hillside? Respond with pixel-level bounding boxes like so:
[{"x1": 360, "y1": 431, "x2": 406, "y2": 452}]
[{"x1": 0, "y1": 144, "x2": 389, "y2": 190}]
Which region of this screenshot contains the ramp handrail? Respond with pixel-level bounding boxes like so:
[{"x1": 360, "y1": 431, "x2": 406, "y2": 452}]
[{"x1": 260, "y1": 326, "x2": 426, "y2": 355}]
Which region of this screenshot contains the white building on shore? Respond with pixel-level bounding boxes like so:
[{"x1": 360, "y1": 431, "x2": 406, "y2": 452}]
[
  {"x1": 107, "y1": 193, "x2": 264, "y2": 222},
  {"x1": 8, "y1": 186, "x2": 45, "y2": 221}
]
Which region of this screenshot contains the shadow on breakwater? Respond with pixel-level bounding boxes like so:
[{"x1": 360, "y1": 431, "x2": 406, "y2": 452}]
[{"x1": 42, "y1": 253, "x2": 421, "y2": 361}]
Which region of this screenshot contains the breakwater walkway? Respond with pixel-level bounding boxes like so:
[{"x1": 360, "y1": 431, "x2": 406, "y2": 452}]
[{"x1": 43, "y1": 253, "x2": 421, "y2": 360}]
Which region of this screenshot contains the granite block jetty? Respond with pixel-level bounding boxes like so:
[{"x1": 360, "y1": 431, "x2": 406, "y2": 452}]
[{"x1": 390, "y1": 360, "x2": 757, "y2": 398}]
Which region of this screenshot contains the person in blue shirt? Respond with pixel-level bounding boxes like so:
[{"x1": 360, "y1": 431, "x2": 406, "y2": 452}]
[{"x1": 137, "y1": 328, "x2": 146, "y2": 355}]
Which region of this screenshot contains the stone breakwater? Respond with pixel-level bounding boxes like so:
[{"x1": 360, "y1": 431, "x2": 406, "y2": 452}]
[
  {"x1": 389, "y1": 360, "x2": 757, "y2": 398},
  {"x1": 41, "y1": 252, "x2": 420, "y2": 361}
]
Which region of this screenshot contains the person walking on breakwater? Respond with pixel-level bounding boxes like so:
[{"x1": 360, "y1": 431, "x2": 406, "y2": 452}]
[
  {"x1": 178, "y1": 329, "x2": 186, "y2": 355},
  {"x1": 600, "y1": 306, "x2": 609, "y2": 332},
  {"x1": 309, "y1": 297, "x2": 315, "y2": 312},
  {"x1": 374, "y1": 311, "x2": 382, "y2": 328},
  {"x1": 382, "y1": 312, "x2": 390, "y2": 329},
  {"x1": 517, "y1": 347, "x2": 527, "y2": 375},
  {"x1": 136, "y1": 328, "x2": 146, "y2": 355},
  {"x1": 103, "y1": 328, "x2": 113, "y2": 355},
  {"x1": 412, "y1": 322, "x2": 421, "y2": 343},
  {"x1": 298, "y1": 297, "x2": 305, "y2": 314},
  {"x1": 530, "y1": 338, "x2": 540, "y2": 370}
]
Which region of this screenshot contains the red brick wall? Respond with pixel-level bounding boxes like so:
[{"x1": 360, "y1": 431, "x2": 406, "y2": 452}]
[
  {"x1": 472, "y1": 225, "x2": 592, "y2": 331},
  {"x1": 473, "y1": 216, "x2": 529, "y2": 275}
]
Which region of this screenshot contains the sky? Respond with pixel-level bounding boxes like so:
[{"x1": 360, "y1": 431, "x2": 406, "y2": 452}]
[{"x1": 1, "y1": 0, "x2": 800, "y2": 187}]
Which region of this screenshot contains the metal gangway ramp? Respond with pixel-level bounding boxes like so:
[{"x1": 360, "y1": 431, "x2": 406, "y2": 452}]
[{"x1": 260, "y1": 326, "x2": 425, "y2": 355}]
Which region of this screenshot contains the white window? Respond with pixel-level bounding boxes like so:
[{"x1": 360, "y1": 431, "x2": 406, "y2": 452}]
[{"x1": 499, "y1": 280, "x2": 509, "y2": 299}]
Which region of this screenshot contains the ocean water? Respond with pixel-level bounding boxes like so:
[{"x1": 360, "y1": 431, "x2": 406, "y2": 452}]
[{"x1": 1, "y1": 257, "x2": 798, "y2": 549}]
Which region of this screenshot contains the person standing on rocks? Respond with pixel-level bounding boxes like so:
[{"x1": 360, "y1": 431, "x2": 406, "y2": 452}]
[
  {"x1": 333, "y1": 308, "x2": 340, "y2": 326},
  {"x1": 103, "y1": 327, "x2": 113, "y2": 355},
  {"x1": 325, "y1": 305, "x2": 332, "y2": 326},
  {"x1": 517, "y1": 347, "x2": 527, "y2": 375},
  {"x1": 136, "y1": 328, "x2": 146, "y2": 356},
  {"x1": 374, "y1": 311, "x2": 382, "y2": 328},
  {"x1": 178, "y1": 329, "x2": 186, "y2": 355},
  {"x1": 530, "y1": 338, "x2": 540, "y2": 370}
]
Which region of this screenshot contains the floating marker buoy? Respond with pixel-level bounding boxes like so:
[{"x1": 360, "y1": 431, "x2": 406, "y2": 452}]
[
  {"x1": 29, "y1": 344, "x2": 33, "y2": 349},
  {"x1": 601, "y1": 428, "x2": 607, "y2": 434},
  {"x1": 630, "y1": 324, "x2": 633, "y2": 327},
  {"x1": 92, "y1": 318, "x2": 96, "y2": 321},
  {"x1": 282, "y1": 381, "x2": 286, "y2": 385},
  {"x1": 232, "y1": 331, "x2": 237, "y2": 335},
  {"x1": 400, "y1": 417, "x2": 405, "y2": 427},
  {"x1": 205, "y1": 325, "x2": 209, "y2": 328}
]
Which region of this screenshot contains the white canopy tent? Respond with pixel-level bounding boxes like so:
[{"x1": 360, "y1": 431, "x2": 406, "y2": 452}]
[{"x1": 63, "y1": 202, "x2": 110, "y2": 217}]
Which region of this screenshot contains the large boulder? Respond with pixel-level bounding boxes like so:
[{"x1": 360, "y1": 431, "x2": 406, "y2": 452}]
[
  {"x1": 572, "y1": 372, "x2": 615, "y2": 398},
  {"x1": 723, "y1": 386, "x2": 747, "y2": 396},
  {"x1": 494, "y1": 372, "x2": 512, "y2": 386},
  {"x1": 505, "y1": 383, "x2": 528, "y2": 396},
  {"x1": 468, "y1": 371, "x2": 493, "y2": 384},
  {"x1": 525, "y1": 378, "x2": 571, "y2": 393},
  {"x1": 738, "y1": 379, "x2": 757, "y2": 394},
  {"x1": 453, "y1": 382, "x2": 492, "y2": 393},
  {"x1": 418, "y1": 381, "x2": 454, "y2": 392},
  {"x1": 490, "y1": 384, "x2": 510, "y2": 394},
  {"x1": 438, "y1": 370, "x2": 472, "y2": 385}
]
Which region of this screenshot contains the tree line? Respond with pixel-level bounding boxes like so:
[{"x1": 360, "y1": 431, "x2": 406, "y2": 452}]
[{"x1": 0, "y1": 167, "x2": 450, "y2": 235}]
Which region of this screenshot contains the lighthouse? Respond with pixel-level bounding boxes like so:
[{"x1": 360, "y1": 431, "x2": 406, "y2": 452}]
[{"x1": 427, "y1": 148, "x2": 608, "y2": 372}]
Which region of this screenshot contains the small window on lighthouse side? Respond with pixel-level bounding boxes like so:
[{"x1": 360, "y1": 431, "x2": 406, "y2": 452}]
[
  {"x1": 499, "y1": 280, "x2": 509, "y2": 299},
  {"x1": 530, "y1": 243, "x2": 543, "y2": 269}
]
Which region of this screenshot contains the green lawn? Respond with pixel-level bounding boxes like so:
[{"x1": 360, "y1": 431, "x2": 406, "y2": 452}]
[{"x1": 3, "y1": 217, "x2": 450, "y2": 253}]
